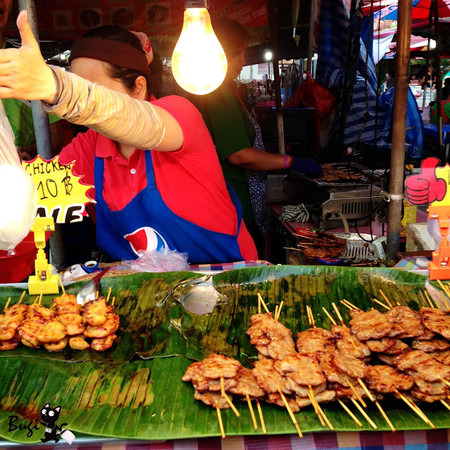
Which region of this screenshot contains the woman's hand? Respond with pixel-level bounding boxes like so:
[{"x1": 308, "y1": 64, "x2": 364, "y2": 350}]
[{"x1": 0, "y1": 11, "x2": 57, "y2": 103}]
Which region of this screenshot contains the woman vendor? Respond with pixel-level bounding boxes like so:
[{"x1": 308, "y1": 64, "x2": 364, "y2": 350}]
[{"x1": 0, "y1": 11, "x2": 257, "y2": 264}]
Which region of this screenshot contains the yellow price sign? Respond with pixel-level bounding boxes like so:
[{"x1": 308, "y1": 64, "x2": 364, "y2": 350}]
[{"x1": 22, "y1": 156, "x2": 93, "y2": 224}]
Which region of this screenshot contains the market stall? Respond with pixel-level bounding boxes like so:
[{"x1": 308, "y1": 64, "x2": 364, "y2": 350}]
[
  {"x1": 0, "y1": 265, "x2": 449, "y2": 446},
  {"x1": 0, "y1": 1, "x2": 449, "y2": 447}
]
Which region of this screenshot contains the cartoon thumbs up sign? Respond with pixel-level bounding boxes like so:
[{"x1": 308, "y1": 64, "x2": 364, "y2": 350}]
[{"x1": 405, "y1": 157, "x2": 447, "y2": 205}]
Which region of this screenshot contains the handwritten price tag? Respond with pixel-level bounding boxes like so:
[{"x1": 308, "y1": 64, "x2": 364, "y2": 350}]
[{"x1": 22, "y1": 156, "x2": 93, "y2": 224}]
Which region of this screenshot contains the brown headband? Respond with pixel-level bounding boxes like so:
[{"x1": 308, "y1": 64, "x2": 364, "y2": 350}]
[{"x1": 69, "y1": 38, "x2": 151, "y2": 75}]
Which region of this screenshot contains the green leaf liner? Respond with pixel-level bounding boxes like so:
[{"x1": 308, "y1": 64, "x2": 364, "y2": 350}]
[{"x1": 0, "y1": 266, "x2": 448, "y2": 443}]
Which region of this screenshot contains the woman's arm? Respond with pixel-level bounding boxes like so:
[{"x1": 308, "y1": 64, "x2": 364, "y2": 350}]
[
  {"x1": 46, "y1": 67, "x2": 167, "y2": 151},
  {"x1": 228, "y1": 147, "x2": 288, "y2": 170},
  {"x1": 0, "y1": 11, "x2": 182, "y2": 152}
]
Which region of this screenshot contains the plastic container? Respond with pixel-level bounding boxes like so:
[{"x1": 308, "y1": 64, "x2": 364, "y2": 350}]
[
  {"x1": 0, "y1": 232, "x2": 40, "y2": 283},
  {"x1": 427, "y1": 216, "x2": 442, "y2": 250}
]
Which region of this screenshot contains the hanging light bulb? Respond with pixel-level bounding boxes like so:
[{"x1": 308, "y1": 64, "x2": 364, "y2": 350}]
[{"x1": 172, "y1": 0, "x2": 227, "y2": 95}]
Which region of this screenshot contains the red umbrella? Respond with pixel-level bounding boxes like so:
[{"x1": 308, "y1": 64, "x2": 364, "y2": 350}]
[{"x1": 362, "y1": 0, "x2": 450, "y2": 19}]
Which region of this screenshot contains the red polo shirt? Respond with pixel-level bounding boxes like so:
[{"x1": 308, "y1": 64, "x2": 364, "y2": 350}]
[{"x1": 59, "y1": 95, "x2": 257, "y2": 260}]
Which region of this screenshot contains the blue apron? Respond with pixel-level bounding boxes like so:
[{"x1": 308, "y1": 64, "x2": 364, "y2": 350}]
[{"x1": 94, "y1": 150, "x2": 245, "y2": 264}]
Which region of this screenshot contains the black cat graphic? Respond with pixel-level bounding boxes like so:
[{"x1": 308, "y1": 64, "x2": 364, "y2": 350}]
[{"x1": 40, "y1": 403, "x2": 67, "y2": 443}]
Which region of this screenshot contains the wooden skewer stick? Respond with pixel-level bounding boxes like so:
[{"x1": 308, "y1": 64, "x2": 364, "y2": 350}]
[
  {"x1": 307, "y1": 385, "x2": 325, "y2": 427},
  {"x1": 372, "y1": 297, "x2": 391, "y2": 311},
  {"x1": 215, "y1": 401, "x2": 226, "y2": 439},
  {"x1": 349, "y1": 398, "x2": 377, "y2": 429},
  {"x1": 342, "y1": 298, "x2": 361, "y2": 311},
  {"x1": 423, "y1": 290, "x2": 436, "y2": 308},
  {"x1": 315, "y1": 400, "x2": 334, "y2": 431},
  {"x1": 33, "y1": 295, "x2": 39, "y2": 305},
  {"x1": 306, "y1": 305, "x2": 312, "y2": 327},
  {"x1": 378, "y1": 289, "x2": 394, "y2": 308},
  {"x1": 58, "y1": 276, "x2": 66, "y2": 295},
  {"x1": 374, "y1": 399, "x2": 395, "y2": 432},
  {"x1": 277, "y1": 386, "x2": 303, "y2": 438},
  {"x1": 322, "y1": 307, "x2": 337, "y2": 325},
  {"x1": 274, "y1": 305, "x2": 279, "y2": 321},
  {"x1": 18, "y1": 291, "x2": 26, "y2": 305},
  {"x1": 257, "y1": 293, "x2": 270, "y2": 314},
  {"x1": 275, "y1": 301, "x2": 284, "y2": 321},
  {"x1": 256, "y1": 399, "x2": 267, "y2": 434},
  {"x1": 438, "y1": 377, "x2": 450, "y2": 387},
  {"x1": 3, "y1": 297, "x2": 11, "y2": 311},
  {"x1": 308, "y1": 385, "x2": 334, "y2": 430},
  {"x1": 357, "y1": 379, "x2": 396, "y2": 432},
  {"x1": 331, "y1": 302, "x2": 345, "y2": 326},
  {"x1": 257, "y1": 294, "x2": 261, "y2": 314},
  {"x1": 342, "y1": 299, "x2": 360, "y2": 310},
  {"x1": 337, "y1": 399, "x2": 362, "y2": 427},
  {"x1": 331, "y1": 302, "x2": 362, "y2": 356},
  {"x1": 340, "y1": 300, "x2": 354, "y2": 311},
  {"x1": 348, "y1": 381, "x2": 367, "y2": 408},
  {"x1": 111, "y1": 297, "x2": 116, "y2": 307},
  {"x1": 440, "y1": 400, "x2": 450, "y2": 411},
  {"x1": 38, "y1": 293, "x2": 43, "y2": 305},
  {"x1": 220, "y1": 378, "x2": 240, "y2": 417},
  {"x1": 283, "y1": 246, "x2": 304, "y2": 252},
  {"x1": 292, "y1": 232, "x2": 315, "y2": 239},
  {"x1": 106, "y1": 287, "x2": 112, "y2": 303},
  {"x1": 394, "y1": 389, "x2": 435, "y2": 429},
  {"x1": 306, "y1": 305, "x2": 316, "y2": 328},
  {"x1": 246, "y1": 394, "x2": 258, "y2": 430},
  {"x1": 436, "y1": 280, "x2": 450, "y2": 311}
]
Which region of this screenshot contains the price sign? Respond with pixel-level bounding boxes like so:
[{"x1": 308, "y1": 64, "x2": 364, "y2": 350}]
[{"x1": 22, "y1": 156, "x2": 93, "y2": 224}]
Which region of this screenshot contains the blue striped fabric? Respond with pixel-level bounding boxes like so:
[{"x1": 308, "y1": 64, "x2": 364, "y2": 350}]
[{"x1": 316, "y1": 0, "x2": 389, "y2": 148}]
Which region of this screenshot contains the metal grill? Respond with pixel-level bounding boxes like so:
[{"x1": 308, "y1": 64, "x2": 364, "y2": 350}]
[{"x1": 335, "y1": 233, "x2": 386, "y2": 262}]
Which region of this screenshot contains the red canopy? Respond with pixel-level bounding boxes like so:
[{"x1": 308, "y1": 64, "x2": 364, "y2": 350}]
[{"x1": 362, "y1": 0, "x2": 450, "y2": 19}]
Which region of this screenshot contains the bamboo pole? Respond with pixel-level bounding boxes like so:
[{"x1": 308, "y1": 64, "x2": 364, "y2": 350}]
[{"x1": 386, "y1": 0, "x2": 412, "y2": 260}]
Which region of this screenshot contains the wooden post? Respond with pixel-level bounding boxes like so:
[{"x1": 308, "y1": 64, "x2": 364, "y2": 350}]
[{"x1": 386, "y1": 0, "x2": 412, "y2": 259}]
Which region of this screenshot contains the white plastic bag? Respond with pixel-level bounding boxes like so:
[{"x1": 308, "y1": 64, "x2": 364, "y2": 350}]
[
  {"x1": 121, "y1": 248, "x2": 190, "y2": 272},
  {"x1": 0, "y1": 102, "x2": 38, "y2": 251}
]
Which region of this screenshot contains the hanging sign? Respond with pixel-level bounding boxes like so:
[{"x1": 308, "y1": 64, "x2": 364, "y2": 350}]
[{"x1": 22, "y1": 156, "x2": 93, "y2": 224}]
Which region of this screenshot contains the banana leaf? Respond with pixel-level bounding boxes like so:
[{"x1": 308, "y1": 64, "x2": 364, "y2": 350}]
[{"x1": 0, "y1": 266, "x2": 448, "y2": 444}]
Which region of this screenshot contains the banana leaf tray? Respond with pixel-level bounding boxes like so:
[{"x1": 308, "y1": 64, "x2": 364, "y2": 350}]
[{"x1": 0, "y1": 265, "x2": 448, "y2": 444}]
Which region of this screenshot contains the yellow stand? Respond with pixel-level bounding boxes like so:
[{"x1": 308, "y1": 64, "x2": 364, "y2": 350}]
[{"x1": 28, "y1": 217, "x2": 59, "y2": 295}]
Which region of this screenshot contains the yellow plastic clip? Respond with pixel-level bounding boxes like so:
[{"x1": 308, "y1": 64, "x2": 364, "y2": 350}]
[{"x1": 28, "y1": 217, "x2": 59, "y2": 295}]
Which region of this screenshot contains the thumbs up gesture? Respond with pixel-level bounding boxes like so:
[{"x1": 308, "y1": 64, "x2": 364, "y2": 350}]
[
  {"x1": 0, "y1": 11, "x2": 57, "y2": 103},
  {"x1": 405, "y1": 157, "x2": 447, "y2": 205}
]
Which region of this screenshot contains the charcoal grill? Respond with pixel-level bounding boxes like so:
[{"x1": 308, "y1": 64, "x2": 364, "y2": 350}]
[{"x1": 283, "y1": 163, "x2": 384, "y2": 227}]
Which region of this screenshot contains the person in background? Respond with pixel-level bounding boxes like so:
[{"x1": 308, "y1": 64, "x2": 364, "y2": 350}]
[
  {"x1": 0, "y1": 0, "x2": 63, "y2": 160},
  {"x1": 430, "y1": 85, "x2": 450, "y2": 125},
  {"x1": 422, "y1": 65, "x2": 436, "y2": 89},
  {"x1": 385, "y1": 71, "x2": 394, "y2": 90},
  {"x1": 0, "y1": 11, "x2": 257, "y2": 264},
  {"x1": 194, "y1": 17, "x2": 322, "y2": 256}
]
